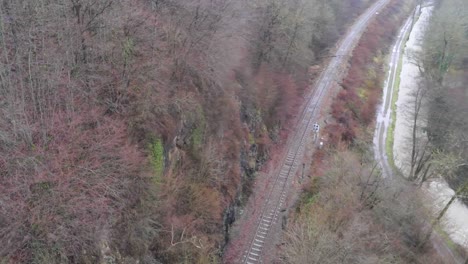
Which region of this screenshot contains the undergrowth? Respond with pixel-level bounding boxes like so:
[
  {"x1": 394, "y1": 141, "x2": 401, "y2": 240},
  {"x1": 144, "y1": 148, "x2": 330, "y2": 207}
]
[{"x1": 150, "y1": 137, "x2": 165, "y2": 182}]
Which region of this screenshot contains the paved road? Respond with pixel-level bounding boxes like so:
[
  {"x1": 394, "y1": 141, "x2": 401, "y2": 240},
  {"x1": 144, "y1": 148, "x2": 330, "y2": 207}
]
[
  {"x1": 224, "y1": 1, "x2": 392, "y2": 263},
  {"x1": 373, "y1": 16, "x2": 412, "y2": 178}
]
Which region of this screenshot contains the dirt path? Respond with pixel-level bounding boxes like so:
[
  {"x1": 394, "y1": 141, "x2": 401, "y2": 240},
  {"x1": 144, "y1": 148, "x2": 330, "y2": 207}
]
[{"x1": 223, "y1": 1, "x2": 391, "y2": 263}]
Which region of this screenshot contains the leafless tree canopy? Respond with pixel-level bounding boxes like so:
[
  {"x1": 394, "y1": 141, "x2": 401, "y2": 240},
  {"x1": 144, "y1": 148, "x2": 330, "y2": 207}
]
[{"x1": 0, "y1": 0, "x2": 382, "y2": 263}]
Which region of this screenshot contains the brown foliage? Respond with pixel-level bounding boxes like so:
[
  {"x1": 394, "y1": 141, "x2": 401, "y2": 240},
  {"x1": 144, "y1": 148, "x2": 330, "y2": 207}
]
[
  {"x1": 0, "y1": 0, "x2": 384, "y2": 262},
  {"x1": 253, "y1": 65, "x2": 299, "y2": 133},
  {"x1": 0, "y1": 109, "x2": 146, "y2": 262},
  {"x1": 285, "y1": 150, "x2": 442, "y2": 264},
  {"x1": 329, "y1": 0, "x2": 410, "y2": 144}
]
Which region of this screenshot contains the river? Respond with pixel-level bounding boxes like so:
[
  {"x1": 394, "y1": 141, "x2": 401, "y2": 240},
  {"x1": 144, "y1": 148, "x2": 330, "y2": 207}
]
[{"x1": 393, "y1": 6, "x2": 468, "y2": 249}]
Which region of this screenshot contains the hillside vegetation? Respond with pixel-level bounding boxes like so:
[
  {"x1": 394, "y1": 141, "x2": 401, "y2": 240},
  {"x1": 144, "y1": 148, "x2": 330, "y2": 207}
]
[
  {"x1": 0, "y1": 0, "x2": 374, "y2": 263},
  {"x1": 281, "y1": 0, "x2": 448, "y2": 263}
]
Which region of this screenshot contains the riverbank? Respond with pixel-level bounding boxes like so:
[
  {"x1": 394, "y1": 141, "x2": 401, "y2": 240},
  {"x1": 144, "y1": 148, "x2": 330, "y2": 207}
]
[
  {"x1": 393, "y1": 6, "x2": 432, "y2": 174},
  {"x1": 391, "y1": 5, "x2": 468, "y2": 251}
]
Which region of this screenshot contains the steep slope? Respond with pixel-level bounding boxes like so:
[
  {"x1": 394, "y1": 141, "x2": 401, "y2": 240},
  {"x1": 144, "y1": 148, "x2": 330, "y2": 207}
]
[{"x1": 0, "y1": 0, "x2": 373, "y2": 262}]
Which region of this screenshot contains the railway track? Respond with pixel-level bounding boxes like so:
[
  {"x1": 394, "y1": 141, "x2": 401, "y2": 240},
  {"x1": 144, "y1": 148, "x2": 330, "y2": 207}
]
[{"x1": 240, "y1": 1, "x2": 391, "y2": 263}]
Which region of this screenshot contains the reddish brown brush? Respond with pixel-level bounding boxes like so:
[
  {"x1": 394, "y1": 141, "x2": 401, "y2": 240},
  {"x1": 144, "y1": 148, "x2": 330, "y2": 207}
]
[
  {"x1": 0, "y1": 108, "x2": 145, "y2": 261},
  {"x1": 329, "y1": 0, "x2": 406, "y2": 144}
]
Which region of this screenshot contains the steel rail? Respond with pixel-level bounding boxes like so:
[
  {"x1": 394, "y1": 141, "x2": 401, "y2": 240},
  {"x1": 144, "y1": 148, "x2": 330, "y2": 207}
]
[{"x1": 242, "y1": 1, "x2": 390, "y2": 262}]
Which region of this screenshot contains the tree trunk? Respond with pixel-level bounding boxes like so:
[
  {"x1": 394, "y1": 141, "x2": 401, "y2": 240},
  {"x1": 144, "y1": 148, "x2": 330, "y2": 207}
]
[{"x1": 409, "y1": 93, "x2": 420, "y2": 180}]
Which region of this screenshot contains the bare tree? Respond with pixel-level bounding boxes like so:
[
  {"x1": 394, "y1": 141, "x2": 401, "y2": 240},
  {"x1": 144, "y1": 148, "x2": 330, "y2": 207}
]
[
  {"x1": 419, "y1": 181, "x2": 468, "y2": 248},
  {"x1": 402, "y1": 79, "x2": 433, "y2": 182}
]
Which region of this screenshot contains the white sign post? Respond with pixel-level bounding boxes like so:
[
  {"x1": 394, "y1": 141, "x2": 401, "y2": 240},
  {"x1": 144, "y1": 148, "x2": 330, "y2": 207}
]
[{"x1": 312, "y1": 123, "x2": 320, "y2": 143}]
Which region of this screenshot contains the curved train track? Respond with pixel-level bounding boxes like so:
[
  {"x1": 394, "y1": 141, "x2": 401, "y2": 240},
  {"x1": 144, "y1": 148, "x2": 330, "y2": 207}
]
[{"x1": 240, "y1": 1, "x2": 390, "y2": 263}]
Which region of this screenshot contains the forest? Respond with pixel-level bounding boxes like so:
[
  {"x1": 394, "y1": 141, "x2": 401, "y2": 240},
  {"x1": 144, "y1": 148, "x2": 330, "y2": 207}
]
[
  {"x1": 409, "y1": 0, "x2": 468, "y2": 196},
  {"x1": 1, "y1": 0, "x2": 465, "y2": 263},
  {"x1": 282, "y1": 0, "x2": 467, "y2": 263},
  {"x1": 0, "y1": 0, "x2": 375, "y2": 263}
]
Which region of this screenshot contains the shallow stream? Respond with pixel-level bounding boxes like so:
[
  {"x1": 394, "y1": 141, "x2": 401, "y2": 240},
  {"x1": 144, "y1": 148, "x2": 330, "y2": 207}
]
[{"x1": 393, "y1": 6, "x2": 468, "y2": 249}]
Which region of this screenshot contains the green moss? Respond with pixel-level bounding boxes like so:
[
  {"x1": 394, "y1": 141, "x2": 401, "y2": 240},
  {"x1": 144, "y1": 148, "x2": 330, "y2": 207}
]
[
  {"x1": 149, "y1": 138, "x2": 164, "y2": 183},
  {"x1": 248, "y1": 133, "x2": 255, "y2": 145},
  {"x1": 191, "y1": 106, "x2": 206, "y2": 151},
  {"x1": 192, "y1": 126, "x2": 204, "y2": 149},
  {"x1": 358, "y1": 88, "x2": 367, "y2": 99},
  {"x1": 386, "y1": 62, "x2": 400, "y2": 169},
  {"x1": 299, "y1": 178, "x2": 321, "y2": 207},
  {"x1": 305, "y1": 194, "x2": 318, "y2": 206}
]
